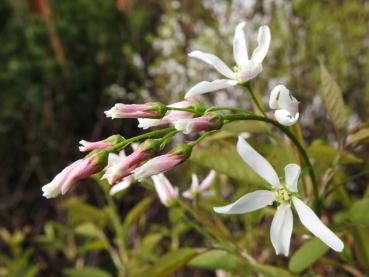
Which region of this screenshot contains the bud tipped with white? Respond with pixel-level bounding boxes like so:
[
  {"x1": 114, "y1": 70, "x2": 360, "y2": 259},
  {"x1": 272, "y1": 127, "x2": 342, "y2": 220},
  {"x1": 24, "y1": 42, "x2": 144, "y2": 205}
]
[{"x1": 151, "y1": 174, "x2": 178, "y2": 207}]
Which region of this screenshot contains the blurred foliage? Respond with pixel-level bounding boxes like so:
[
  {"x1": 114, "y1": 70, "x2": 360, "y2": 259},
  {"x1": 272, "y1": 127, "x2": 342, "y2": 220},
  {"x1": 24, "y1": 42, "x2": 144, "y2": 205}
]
[{"x1": 0, "y1": 0, "x2": 369, "y2": 276}]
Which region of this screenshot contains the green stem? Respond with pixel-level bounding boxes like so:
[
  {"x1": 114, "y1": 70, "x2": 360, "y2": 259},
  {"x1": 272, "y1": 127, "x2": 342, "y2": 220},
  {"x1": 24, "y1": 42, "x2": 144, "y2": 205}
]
[
  {"x1": 167, "y1": 106, "x2": 203, "y2": 116},
  {"x1": 241, "y1": 82, "x2": 267, "y2": 117},
  {"x1": 206, "y1": 106, "x2": 252, "y2": 114},
  {"x1": 110, "y1": 127, "x2": 175, "y2": 152},
  {"x1": 190, "y1": 131, "x2": 213, "y2": 146},
  {"x1": 223, "y1": 113, "x2": 321, "y2": 213}
]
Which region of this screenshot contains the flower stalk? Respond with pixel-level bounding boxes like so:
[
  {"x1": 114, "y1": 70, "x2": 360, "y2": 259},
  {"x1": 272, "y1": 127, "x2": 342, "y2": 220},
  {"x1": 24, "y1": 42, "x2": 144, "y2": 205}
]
[{"x1": 223, "y1": 113, "x2": 321, "y2": 213}]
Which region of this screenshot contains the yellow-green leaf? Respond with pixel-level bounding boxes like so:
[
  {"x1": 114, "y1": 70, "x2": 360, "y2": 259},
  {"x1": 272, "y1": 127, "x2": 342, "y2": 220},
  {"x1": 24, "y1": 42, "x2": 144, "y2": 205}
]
[
  {"x1": 346, "y1": 128, "x2": 369, "y2": 145},
  {"x1": 134, "y1": 248, "x2": 202, "y2": 277},
  {"x1": 64, "y1": 267, "x2": 111, "y2": 277},
  {"x1": 189, "y1": 249, "x2": 239, "y2": 271},
  {"x1": 320, "y1": 61, "x2": 348, "y2": 129},
  {"x1": 349, "y1": 198, "x2": 369, "y2": 226},
  {"x1": 289, "y1": 238, "x2": 329, "y2": 273}
]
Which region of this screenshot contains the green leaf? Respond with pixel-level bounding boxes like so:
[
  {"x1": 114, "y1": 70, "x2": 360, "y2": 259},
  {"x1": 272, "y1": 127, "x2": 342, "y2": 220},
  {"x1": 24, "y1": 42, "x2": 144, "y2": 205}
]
[
  {"x1": 191, "y1": 140, "x2": 261, "y2": 183},
  {"x1": 64, "y1": 267, "x2": 112, "y2": 277},
  {"x1": 349, "y1": 198, "x2": 369, "y2": 226},
  {"x1": 189, "y1": 249, "x2": 239, "y2": 271},
  {"x1": 123, "y1": 196, "x2": 153, "y2": 227},
  {"x1": 308, "y1": 144, "x2": 362, "y2": 168},
  {"x1": 134, "y1": 248, "x2": 202, "y2": 277},
  {"x1": 351, "y1": 226, "x2": 369, "y2": 267},
  {"x1": 75, "y1": 223, "x2": 101, "y2": 238},
  {"x1": 320, "y1": 61, "x2": 348, "y2": 129},
  {"x1": 289, "y1": 238, "x2": 329, "y2": 273},
  {"x1": 62, "y1": 198, "x2": 107, "y2": 227},
  {"x1": 346, "y1": 128, "x2": 369, "y2": 145},
  {"x1": 250, "y1": 262, "x2": 295, "y2": 277}
]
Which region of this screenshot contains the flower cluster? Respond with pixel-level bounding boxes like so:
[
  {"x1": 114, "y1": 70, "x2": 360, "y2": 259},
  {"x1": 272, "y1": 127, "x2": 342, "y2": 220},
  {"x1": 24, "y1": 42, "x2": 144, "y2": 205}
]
[{"x1": 42, "y1": 21, "x2": 343, "y2": 257}]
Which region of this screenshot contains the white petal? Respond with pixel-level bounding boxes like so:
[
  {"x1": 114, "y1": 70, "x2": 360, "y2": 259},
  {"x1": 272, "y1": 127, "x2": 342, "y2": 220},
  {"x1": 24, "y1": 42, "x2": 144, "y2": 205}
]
[
  {"x1": 237, "y1": 136, "x2": 280, "y2": 187},
  {"x1": 269, "y1": 85, "x2": 288, "y2": 109},
  {"x1": 238, "y1": 60, "x2": 263, "y2": 83},
  {"x1": 137, "y1": 118, "x2": 167, "y2": 129},
  {"x1": 109, "y1": 178, "x2": 132, "y2": 196},
  {"x1": 270, "y1": 85, "x2": 299, "y2": 116},
  {"x1": 185, "y1": 79, "x2": 237, "y2": 99},
  {"x1": 270, "y1": 203, "x2": 293, "y2": 256},
  {"x1": 199, "y1": 170, "x2": 216, "y2": 191},
  {"x1": 191, "y1": 173, "x2": 199, "y2": 191},
  {"x1": 233, "y1": 21, "x2": 248, "y2": 67},
  {"x1": 214, "y1": 190, "x2": 275, "y2": 214},
  {"x1": 284, "y1": 164, "x2": 301, "y2": 192},
  {"x1": 251, "y1": 25, "x2": 271, "y2": 65},
  {"x1": 274, "y1": 110, "x2": 299, "y2": 126},
  {"x1": 188, "y1": 50, "x2": 235, "y2": 79},
  {"x1": 292, "y1": 197, "x2": 344, "y2": 252}
]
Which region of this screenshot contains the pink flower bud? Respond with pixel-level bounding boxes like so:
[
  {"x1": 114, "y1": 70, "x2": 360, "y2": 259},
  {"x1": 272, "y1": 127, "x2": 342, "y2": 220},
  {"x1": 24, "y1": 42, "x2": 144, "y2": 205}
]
[
  {"x1": 105, "y1": 103, "x2": 166, "y2": 119},
  {"x1": 137, "y1": 101, "x2": 194, "y2": 130},
  {"x1": 79, "y1": 140, "x2": 113, "y2": 152},
  {"x1": 41, "y1": 156, "x2": 101, "y2": 199},
  {"x1": 133, "y1": 154, "x2": 184, "y2": 181},
  {"x1": 79, "y1": 135, "x2": 124, "y2": 152},
  {"x1": 165, "y1": 101, "x2": 194, "y2": 122},
  {"x1": 103, "y1": 148, "x2": 152, "y2": 184},
  {"x1": 151, "y1": 174, "x2": 178, "y2": 207},
  {"x1": 174, "y1": 113, "x2": 223, "y2": 134}
]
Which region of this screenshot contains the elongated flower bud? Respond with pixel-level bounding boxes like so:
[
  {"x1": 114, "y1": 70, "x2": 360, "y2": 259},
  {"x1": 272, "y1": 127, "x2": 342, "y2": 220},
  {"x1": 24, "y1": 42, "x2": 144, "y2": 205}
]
[
  {"x1": 105, "y1": 102, "x2": 167, "y2": 119},
  {"x1": 174, "y1": 113, "x2": 223, "y2": 134},
  {"x1": 102, "y1": 139, "x2": 160, "y2": 184},
  {"x1": 137, "y1": 100, "x2": 194, "y2": 130},
  {"x1": 41, "y1": 152, "x2": 107, "y2": 199},
  {"x1": 79, "y1": 135, "x2": 124, "y2": 152},
  {"x1": 133, "y1": 144, "x2": 193, "y2": 180},
  {"x1": 152, "y1": 174, "x2": 178, "y2": 207}
]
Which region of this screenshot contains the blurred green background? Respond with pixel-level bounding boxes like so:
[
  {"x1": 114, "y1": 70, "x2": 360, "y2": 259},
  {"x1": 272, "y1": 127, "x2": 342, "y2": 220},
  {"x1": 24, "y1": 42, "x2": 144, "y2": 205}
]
[{"x1": 0, "y1": 0, "x2": 368, "y2": 276}]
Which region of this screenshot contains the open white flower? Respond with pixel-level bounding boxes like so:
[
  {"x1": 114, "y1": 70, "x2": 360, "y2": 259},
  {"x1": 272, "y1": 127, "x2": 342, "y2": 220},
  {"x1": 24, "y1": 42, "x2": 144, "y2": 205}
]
[
  {"x1": 214, "y1": 136, "x2": 344, "y2": 256},
  {"x1": 183, "y1": 170, "x2": 216, "y2": 199},
  {"x1": 269, "y1": 85, "x2": 299, "y2": 126},
  {"x1": 185, "y1": 21, "x2": 271, "y2": 99}
]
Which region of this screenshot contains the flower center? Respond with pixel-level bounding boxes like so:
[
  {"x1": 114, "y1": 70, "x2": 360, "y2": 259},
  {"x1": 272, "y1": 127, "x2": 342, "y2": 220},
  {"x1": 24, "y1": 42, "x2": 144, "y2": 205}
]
[
  {"x1": 274, "y1": 185, "x2": 292, "y2": 204},
  {"x1": 233, "y1": 66, "x2": 242, "y2": 82}
]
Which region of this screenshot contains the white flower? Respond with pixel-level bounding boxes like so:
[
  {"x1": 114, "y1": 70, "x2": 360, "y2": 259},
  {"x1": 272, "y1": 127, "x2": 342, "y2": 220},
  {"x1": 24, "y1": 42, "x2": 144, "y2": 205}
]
[
  {"x1": 269, "y1": 85, "x2": 299, "y2": 126},
  {"x1": 109, "y1": 176, "x2": 133, "y2": 196},
  {"x1": 214, "y1": 136, "x2": 344, "y2": 256},
  {"x1": 183, "y1": 170, "x2": 216, "y2": 199},
  {"x1": 185, "y1": 21, "x2": 271, "y2": 99},
  {"x1": 151, "y1": 173, "x2": 179, "y2": 207},
  {"x1": 103, "y1": 150, "x2": 134, "y2": 195}
]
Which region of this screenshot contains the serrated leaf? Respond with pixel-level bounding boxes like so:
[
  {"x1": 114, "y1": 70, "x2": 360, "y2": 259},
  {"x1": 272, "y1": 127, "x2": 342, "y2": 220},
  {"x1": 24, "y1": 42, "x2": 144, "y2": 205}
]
[
  {"x1": 64, "y1": 267, "x2": 112, "y2": 277},
  {"x1": 289, "y1": 238, "x2": 329, "y2": 273},
  {"x1": 320, "y1": 61, "x2": 348, "y2": 129},
  {"x1": 346, "y1": 128, "x2": 369, "y2": 145},
  {"x1": 349, "y1": 198, "x2": 369, "y2": 226},
  {"x1": 134, "y1": 248, "x2": 202, "y2": 277},
  {"x1": 189, "y1": 249, "x2": 239, "y2": 271}
]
